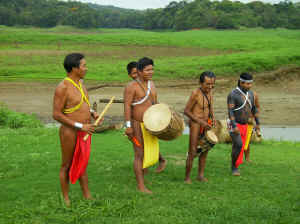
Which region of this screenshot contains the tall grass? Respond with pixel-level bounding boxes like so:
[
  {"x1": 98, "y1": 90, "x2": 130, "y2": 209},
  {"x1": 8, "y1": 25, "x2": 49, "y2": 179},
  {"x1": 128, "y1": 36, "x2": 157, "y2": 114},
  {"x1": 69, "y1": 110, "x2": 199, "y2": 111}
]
[
  {"x1": 0, "y1": 26, "x2": 300, "y2": 81},
  {"x1": 0, "y1": 127, "x2": 299, "y2": 224}
]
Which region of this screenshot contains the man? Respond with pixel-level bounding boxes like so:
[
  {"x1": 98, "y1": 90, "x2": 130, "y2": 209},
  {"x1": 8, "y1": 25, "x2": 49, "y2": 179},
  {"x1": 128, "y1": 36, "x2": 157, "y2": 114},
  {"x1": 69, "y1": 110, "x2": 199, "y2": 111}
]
[
  {"x1": 127, "y1": 61, "x2": 138, "y2": 80},
  {"x1": 53, "y1": 53, "x2": 99, "y2": 205},
  {"x1": 227, "y1": 73, "x2": 260, "y2": 176},
  {"x1": 123, "y1": 57, "x2": 167, "y2": 194},
  {"x1": 184, "y1": 71, "x2": 216, "y2": 184},
  {"x1": 126, "y1": 61, "x2": 167, "y2": 174}
]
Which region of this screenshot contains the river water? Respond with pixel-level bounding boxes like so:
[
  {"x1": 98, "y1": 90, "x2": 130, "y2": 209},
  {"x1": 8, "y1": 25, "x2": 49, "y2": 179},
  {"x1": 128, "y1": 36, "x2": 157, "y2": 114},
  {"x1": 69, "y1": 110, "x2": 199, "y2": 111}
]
[{"x1": 183, "y1": 126, "x2": 300, "y2": 142}]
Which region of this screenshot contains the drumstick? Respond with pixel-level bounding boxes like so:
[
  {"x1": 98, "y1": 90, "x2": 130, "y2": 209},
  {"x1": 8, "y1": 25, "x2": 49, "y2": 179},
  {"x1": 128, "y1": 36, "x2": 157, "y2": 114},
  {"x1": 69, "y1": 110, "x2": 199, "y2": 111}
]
[{"x1": 83, "y1": 96, "x2": 115, "y2": 141}]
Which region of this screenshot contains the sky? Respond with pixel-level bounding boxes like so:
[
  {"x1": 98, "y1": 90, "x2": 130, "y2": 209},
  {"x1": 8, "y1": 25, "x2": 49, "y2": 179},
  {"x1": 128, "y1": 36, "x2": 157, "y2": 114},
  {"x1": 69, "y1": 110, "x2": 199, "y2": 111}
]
[{"x1": 76, "y1": 0, "x2": 299, "y2": 10}]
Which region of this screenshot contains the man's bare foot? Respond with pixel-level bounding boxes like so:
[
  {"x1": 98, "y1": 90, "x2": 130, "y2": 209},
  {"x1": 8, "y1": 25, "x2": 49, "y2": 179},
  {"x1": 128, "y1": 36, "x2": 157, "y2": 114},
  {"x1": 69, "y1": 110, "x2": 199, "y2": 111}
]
[
  {"x1": 197, "y1": 176, "x2": 208, "y2": 182},
  {"x1": 138, "y1": 187, "x2": 153, "y2": 194},
  {"x1": 184, "y1": 178, "x2": 192, "y2": 184},
  {"x1": 155, "y1": 160, "x2": 167, "y2": 173},
  {"x1": 63, "y1": 198, "x2": 71, "y2": 207},
  {"x1": 245, "y1": 159, "x2": 252, "y2": 163}
]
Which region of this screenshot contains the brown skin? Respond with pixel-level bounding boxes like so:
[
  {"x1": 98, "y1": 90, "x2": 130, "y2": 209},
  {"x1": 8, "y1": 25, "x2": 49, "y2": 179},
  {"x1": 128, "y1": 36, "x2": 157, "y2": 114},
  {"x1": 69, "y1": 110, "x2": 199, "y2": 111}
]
[
  {"x1": 124, "y1": 64, "x2": 166, "y2": 194},
  {"x1": 53, "y1": 58, "x2": 99, "y2": 206},
  {"x1": 128, "y1": 67, "x2": 138, "y2": 80},
  {"x1": 184, "y1": 77, "x2": 215, "y2": 184}
]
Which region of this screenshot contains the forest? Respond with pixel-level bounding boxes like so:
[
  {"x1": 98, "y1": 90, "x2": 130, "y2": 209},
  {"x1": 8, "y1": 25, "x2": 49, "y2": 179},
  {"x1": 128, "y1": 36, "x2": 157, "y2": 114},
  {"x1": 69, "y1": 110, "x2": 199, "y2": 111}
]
[{"x1": 0, "y1": 0, "x2": 300, "y2": 30}]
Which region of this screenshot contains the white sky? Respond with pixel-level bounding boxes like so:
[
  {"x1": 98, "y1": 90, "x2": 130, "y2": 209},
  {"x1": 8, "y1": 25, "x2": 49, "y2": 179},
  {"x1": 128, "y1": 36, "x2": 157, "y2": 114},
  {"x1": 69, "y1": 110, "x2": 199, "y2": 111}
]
[{"x1": 76, "y1": 0, "x2": 300, "y2": 10}]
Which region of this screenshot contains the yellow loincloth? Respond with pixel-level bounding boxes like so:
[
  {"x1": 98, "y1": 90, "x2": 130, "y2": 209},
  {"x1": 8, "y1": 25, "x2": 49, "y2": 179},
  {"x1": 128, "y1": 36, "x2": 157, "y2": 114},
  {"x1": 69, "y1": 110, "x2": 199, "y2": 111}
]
[
  {"x1": 140, "y1": 123, "x2": 159, "y2": 169},
  {"x1": 244, "y1": 124, "x2": 253, "y2": 151}
]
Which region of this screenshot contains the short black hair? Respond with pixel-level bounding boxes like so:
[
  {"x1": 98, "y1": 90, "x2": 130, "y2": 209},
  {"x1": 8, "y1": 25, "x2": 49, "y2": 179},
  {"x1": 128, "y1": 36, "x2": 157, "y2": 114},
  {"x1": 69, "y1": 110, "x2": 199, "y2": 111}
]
[
  {"x1": 127, "y1": 61, "x2": 137, "y2": 74},
  {"x1": 238, "y1": 72, "x2": 253, "y2": 86},
  {"x1": 199, "y1": 71, "x2": 216, "y2": 83},
  {"x1": 137, "y1": 57, "x2": 154, "y2": 71},
  {"x1": 63, "y1": 53, "x2": 84, "y2": 73}
]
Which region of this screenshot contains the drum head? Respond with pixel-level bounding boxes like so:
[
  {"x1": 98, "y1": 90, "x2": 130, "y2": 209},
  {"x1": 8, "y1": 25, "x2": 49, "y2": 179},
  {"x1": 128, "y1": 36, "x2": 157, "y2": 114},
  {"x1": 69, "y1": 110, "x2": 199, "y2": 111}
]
[
  {"x1": 143, "y1": 104, "x2": 171, "y2": 132},
  {"x1": 206, "y1": 130, "x2": 218, "y2": 144}
]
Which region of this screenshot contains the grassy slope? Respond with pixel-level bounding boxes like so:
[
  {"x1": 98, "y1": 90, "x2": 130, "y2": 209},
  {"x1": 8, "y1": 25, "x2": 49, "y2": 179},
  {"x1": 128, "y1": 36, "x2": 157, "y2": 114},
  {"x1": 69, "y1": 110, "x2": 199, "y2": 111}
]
[
  {"x1": 0, "y1": 128, "x2": 299, "y2": 224},
  {"x1": 0, "y1": 26, "x2": 300, "y2": 81}
]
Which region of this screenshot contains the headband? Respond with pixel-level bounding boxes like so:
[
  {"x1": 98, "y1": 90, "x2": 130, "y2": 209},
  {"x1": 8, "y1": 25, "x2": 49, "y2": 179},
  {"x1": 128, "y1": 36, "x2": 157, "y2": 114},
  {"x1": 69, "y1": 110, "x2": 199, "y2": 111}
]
[{"x1": 240, "y1": 78, "x2": 253, "y2": 83}]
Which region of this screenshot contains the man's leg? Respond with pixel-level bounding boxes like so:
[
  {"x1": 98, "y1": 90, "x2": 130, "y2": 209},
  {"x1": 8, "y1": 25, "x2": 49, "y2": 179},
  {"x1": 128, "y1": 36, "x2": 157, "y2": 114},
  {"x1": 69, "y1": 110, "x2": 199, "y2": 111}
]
[
  {"x1": 79, "y1": 171, "x2": 92, "y2": 200},
  {"x1": 230, "y1": 132, "x2": 243, "y2": 176},
  {"x1": 155, "y1": 153, "x2": 167, "y2": 173},
  {"x1": 132, "y1": 121, "x2": 152, "y2": 194},
  {"x1": 244, "y1": 145, "x2": 251, "y2": 162},
  {"x1": 59, "y1": 126, "x2": 77, "y2": 206},
  {"x1": 185, "y1": 123, "x2": 199, "y2": 184},
  {"x1": 197, "y1": 150, "x2": 209, "y2": 182}
]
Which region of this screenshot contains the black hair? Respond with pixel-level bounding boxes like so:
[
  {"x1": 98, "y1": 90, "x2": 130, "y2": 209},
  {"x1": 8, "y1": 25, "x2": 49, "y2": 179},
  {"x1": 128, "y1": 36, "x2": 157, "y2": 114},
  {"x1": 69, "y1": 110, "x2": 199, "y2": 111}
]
[
  {"x1": 199, "y1": 71, "x2": 216, "y2": 83},
  {"x1": 63, "y1": 53, "x2": 84, "y2": 73},
  {"x1": 238, "y1": 72, "x2": 253, "y2": 86},
  {"x1": 127, "y1": 61, "x2": 137, "y2": 74},
  {"x1": 137, "y1": 57, "x2": 154, "y2": 71}
]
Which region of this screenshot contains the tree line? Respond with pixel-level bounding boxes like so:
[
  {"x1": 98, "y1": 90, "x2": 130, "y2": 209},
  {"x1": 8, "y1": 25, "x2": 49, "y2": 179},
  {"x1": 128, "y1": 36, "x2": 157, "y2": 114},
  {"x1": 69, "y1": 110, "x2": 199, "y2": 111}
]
[{"x1": 0, "y1": 0, "x2": 300, "y2": 30}]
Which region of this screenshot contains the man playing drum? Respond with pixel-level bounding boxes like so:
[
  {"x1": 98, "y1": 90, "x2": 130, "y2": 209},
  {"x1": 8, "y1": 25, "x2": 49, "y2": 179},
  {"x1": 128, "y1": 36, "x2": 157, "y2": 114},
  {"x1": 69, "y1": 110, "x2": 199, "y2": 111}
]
[
  {"x1": 227, "y1": 73, "x2": 260, "y2": 176},
  {"x1": 184, "y1": 71, "x2": 216, "y2": 184},
  {"x1": 123, "y1": 57, "x2": 167, "y2": 194},
  {"x1": 53, "y1": 53, "x2": 99, "y2": 206}
]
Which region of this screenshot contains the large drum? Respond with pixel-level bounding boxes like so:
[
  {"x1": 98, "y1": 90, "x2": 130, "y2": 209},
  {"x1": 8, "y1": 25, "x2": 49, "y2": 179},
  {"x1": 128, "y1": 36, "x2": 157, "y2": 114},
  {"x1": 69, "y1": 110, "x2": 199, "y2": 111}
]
[
  {"x1": 143, "y1": 104, "x2": 185, "y2": 141},
  {"x1": 198, "y1": 130, "x2": 218, "y2": 152}
]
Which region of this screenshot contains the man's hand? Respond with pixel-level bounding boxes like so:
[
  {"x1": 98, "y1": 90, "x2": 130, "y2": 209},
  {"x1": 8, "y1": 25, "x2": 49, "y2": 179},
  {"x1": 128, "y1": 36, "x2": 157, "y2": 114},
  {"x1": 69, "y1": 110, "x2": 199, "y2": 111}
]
[
  {"x1": 125, "y1": 127, "x2": 134, "y2": 139},
  {"x1": 81, "y1": 124, "x2": 96, "y2": 135},
  {"x1": 233, "y1": 127, "x2": 239, "y2": 134},
  {"x1": 91, "y1": 111, "x2": 99, "y2": 120},
  {"x1": 255, "y1": 125, "x2": 261, "y2": 137},
  {"x1": 198, "y1": 120, "x2": 212, "y2": 129}
]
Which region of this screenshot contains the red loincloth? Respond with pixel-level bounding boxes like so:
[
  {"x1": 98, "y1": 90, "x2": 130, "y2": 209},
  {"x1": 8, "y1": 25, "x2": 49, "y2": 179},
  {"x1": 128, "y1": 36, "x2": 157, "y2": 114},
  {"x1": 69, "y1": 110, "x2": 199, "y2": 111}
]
[
  {"x1": 235, "y1": 123, "x2": 248, "y2": 168},
  {"x1": 69, "y1": 131, "x2": 91, "y2": 184}
]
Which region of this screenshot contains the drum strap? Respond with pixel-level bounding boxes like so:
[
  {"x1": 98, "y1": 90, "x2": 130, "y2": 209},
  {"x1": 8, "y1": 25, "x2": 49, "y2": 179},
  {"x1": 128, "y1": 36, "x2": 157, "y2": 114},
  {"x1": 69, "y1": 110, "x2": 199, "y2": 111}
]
[{"x1": 199, "y1": 88, "x2": 212, "y2": 118}]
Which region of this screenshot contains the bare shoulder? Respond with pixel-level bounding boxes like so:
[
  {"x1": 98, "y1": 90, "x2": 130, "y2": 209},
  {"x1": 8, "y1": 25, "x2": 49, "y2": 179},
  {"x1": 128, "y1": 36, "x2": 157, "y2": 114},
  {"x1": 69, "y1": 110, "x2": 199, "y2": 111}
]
[
  {"x1": 54, "y1": 80, "x2": 68, "y2": 96},
  {"x1": 191, "y1": 88, "x2": 200, "y2": 97},
  {"x1": 125, "y1": 80, "x2": 138, "y2": 89}
]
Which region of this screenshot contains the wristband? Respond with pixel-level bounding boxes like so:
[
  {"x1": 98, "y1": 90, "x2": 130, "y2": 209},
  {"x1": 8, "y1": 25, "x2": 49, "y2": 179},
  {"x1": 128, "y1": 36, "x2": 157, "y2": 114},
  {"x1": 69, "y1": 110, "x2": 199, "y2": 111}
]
[
  {"x1": 90, "y1": 108, "x2": 95, "y2": 113},
  {"x1": 126, "y1": 121, "x2": 131, "y2": 128},
  {"x1": 231, "y1": 120, "x2": 237, "y2": 128},
  {"x1": 74, "y1": 122, "x2": 83, "y2": 129}
]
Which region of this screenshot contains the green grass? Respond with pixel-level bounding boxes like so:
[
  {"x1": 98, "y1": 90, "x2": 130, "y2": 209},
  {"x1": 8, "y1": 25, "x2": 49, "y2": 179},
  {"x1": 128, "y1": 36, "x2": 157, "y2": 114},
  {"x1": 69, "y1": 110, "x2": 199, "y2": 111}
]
[
  {"x1": 0, "y1": 26, "x2": 300, "y2": 81},
  {"x1": 0, "y1": 127, "x2": 299, "y2": 224}
]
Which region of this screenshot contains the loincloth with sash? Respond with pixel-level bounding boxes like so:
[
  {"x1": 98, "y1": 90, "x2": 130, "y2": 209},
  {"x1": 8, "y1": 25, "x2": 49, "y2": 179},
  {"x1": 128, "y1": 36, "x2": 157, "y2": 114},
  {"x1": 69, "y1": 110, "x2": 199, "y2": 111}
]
[
  {"x1": 131, "y1": 80, "x2": 159, "y2": 169},
  {"x1": 63, "y1": 77, "x2": 92, "y2": 184}
]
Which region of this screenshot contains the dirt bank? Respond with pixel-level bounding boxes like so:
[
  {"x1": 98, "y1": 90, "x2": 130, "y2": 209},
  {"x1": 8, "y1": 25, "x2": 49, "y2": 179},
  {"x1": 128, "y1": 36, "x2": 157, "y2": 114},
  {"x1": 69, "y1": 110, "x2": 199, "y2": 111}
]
[{"x1": 1, "y1": 66, "x2": 300, "y2": 126}]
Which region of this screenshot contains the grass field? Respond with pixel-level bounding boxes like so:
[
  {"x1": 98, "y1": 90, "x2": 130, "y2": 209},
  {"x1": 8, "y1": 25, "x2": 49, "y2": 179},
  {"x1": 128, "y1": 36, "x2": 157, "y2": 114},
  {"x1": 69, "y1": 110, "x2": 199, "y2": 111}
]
[
  {"x1": 0, "y1": 26, "x2": 300, "y2": 81},
  {"x1": 0, "y1": 126, "x2": 299, "y2": 224}
]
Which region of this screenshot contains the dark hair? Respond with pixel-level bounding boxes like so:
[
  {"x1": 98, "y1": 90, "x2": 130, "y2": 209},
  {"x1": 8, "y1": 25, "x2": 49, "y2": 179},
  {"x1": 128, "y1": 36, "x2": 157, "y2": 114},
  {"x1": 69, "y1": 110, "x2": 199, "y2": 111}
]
[
  {"x1": 238, "y1": 72, "x2": 253, "y2": 86},
  {"x1": 127, "y1": 61, "x2": 137, "y2": 74},
  {"x1": 137, "y1": 57, "x2": 154, "y2": 71},
  {"x1": 199, "y1": 71, "x2": 216, "y2": 83},
  {"x1": 63, "y1": 53, "x2": 84, "y2": 73}
]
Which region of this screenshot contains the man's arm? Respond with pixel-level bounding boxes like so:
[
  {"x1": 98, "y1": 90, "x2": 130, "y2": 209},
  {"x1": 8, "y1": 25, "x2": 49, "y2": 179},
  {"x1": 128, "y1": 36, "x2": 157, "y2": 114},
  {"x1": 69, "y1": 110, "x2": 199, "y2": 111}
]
[
  {"x1": 252, "y1": 91, "x2": 261, "y2": 131},
  {"x1": 52, "y1": 83, "x2": 95, "y2": 134},
  {"x1": 123, "y1": 83, "x2": 135, "y2": 138},
  {"x1": 227, "y1": 92, "x2": 239, "y2": 134},
  {"x1": 82, "y1": 85, "x2": 99, "y2": 120},
  {"x1": 184, "y1": 91, "x2": 211, "y2": 128}
]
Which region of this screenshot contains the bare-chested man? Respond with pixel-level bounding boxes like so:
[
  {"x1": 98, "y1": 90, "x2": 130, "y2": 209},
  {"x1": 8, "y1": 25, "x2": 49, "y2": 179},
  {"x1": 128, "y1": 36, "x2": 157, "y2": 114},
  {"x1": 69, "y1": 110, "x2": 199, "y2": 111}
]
[
  {"x1": 184, "y1": 71, "x2": 216, "y2": 184},
  {"x1": 227, "y1": 73, "x2": 260, "y2": 176},
  {"x1": 53, "y1": 53, "x2": 99, "y2": 205},
  {"x1": 126, "y1": 61, "x2": 167, "y2": 174},
  {"x1": 123, "y1": 57, "x2": 167, "y2": 194}
]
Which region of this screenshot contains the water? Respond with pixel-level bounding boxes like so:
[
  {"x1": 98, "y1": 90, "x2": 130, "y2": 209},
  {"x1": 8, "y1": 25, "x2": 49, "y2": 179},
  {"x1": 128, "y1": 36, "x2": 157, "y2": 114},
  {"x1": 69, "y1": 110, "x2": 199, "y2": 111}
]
[{"x1": 183, "y1": 126, "x2": 300, "y2": 142}]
